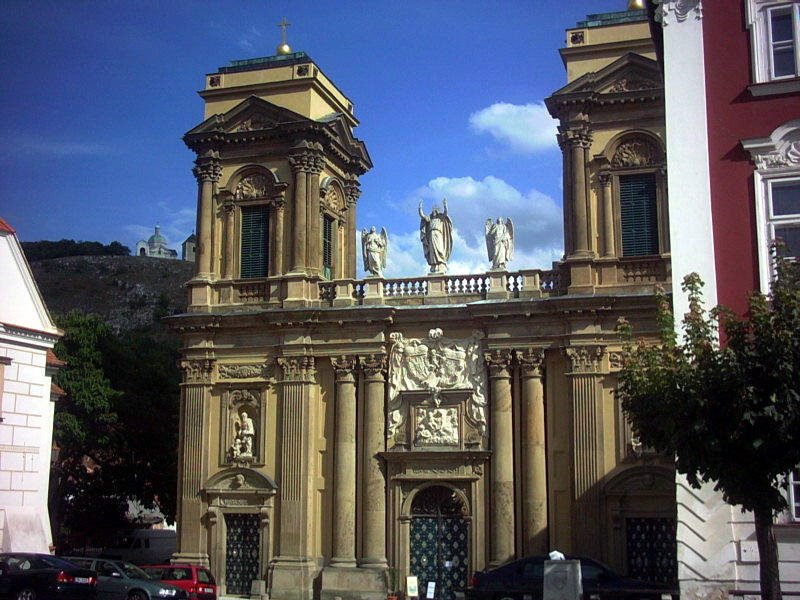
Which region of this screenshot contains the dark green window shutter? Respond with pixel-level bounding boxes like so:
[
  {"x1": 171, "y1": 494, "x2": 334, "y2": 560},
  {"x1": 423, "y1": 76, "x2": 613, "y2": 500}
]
[
  {"x1": 240, "y1": 205, "x2": 269, "y2": 278},
  {"x1": 322, "y1": 215, "x2": 334, "y2": 279},
  {"x1": 620, "y1": 173, "x2": 659, "y2": 256}
]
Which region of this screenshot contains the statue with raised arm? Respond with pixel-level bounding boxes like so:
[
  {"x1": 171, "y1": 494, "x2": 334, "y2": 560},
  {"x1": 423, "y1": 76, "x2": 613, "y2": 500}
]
[
  {"x1": 485, "y1": 217, "x2": 514, "y2": 270},
  {"x1": 418, "y1": 199, "x2": 453, "y2": 274},
  {"x1": 361, "y1": 226, "x2": 388, "y2": 277}
]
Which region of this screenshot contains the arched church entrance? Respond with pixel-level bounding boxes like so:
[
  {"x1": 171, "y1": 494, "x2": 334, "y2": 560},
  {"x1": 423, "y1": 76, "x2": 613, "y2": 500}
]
[{"x1": 409, "y1": 485, "x2": 470, "y2": 600}]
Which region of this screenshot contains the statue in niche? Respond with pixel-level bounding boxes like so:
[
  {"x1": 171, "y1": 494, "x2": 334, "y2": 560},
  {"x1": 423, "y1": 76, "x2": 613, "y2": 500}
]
[
  {"x1": 415, "y1": 407, "x2": 459, "y2": 446},
  {"x1": 361, "y1": 226, "x2": 388, "y2": 277},
  {"x1": 230, "y1": 410, "x2": 256, "y2": 459},
  {"x1": 484, "y1": 217, "x2": 514, "y2": 270},
  {"x1": 419, "y1": 200, "x2": 453, "y2": 274}
]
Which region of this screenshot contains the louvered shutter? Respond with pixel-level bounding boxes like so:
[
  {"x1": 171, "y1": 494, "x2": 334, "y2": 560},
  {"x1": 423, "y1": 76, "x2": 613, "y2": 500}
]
[
  {"x1": 620, "y1": 173, "x2": 659, "y2": 256},
  {"x1": 322, "y1": 215, "x2": 334, "y2": 279},
  {"x1": 240, "y1": 205, "x2": 269, "y2": 278}
]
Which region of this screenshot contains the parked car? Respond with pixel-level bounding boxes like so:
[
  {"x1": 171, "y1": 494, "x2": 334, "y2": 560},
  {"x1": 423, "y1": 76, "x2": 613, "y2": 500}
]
[
  {"x1": 61, "y1": 557, "x2": 186, "y2": 600},
  {"x1": 466, "y1": 555, "x2": 678, "y2": 600},
  {"x1": 0, "y1": 553, "x2": 97, "y2": 600},
  {"x1": 140, "y1": 565, "x2": 216, "y2": 600}
]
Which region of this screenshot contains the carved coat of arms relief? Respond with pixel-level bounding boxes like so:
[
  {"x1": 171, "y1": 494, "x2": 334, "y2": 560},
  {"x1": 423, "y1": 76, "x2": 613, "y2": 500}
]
[{"x1": 387, "y1": 328, "x2": 487, "y2": 444}]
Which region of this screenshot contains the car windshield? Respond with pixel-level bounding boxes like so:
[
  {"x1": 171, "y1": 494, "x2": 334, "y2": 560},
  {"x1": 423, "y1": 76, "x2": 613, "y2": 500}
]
[{"x1": 119, "y1": 562, "x2": 150, "y2": 579}]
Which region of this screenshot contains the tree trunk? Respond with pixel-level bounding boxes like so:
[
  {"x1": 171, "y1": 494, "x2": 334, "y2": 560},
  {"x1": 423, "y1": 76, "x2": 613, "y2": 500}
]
[{"x1": 754, "y1": 505, "x2": 782, "y2": 600}]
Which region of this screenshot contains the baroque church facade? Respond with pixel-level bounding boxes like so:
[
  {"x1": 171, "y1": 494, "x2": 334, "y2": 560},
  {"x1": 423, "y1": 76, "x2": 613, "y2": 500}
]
[{"x1": 171, "y1": 7, "x2": 675, "y2": 600}]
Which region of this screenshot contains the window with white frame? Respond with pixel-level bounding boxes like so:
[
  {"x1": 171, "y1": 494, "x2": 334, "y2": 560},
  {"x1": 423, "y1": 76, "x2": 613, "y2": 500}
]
[
  {"x1": 790, "y1": 466, "x2": 800, "y2": 521},
  {"x1": 742, "y1": 119, "x2": 800, "y2": 291},
  {"x1": 746, "y1": 0, "x2": 800, "y2": 85}
]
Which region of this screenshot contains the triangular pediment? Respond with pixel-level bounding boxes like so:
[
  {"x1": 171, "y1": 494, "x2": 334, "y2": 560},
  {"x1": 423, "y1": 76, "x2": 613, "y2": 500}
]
[
  {"x1": 321, "y1": 113, "x2": 373, "y2": 170},
  {"x1": 185, "y1": 96, "x2": 310, "y2": 137},
  {"x1": 551, "y1": 53, "x2": 662, "y2": 97}
]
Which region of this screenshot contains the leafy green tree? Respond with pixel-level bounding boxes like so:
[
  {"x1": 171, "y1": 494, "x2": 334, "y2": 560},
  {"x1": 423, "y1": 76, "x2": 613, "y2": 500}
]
[{"x1": 616, "y1": 252, "x2": 800, "y2": 600}]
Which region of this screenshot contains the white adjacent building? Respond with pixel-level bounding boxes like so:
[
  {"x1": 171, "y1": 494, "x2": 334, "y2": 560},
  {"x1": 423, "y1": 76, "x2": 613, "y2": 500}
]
[{"x1": 0, "y1": 217, "x2": 62, "y2": 553}]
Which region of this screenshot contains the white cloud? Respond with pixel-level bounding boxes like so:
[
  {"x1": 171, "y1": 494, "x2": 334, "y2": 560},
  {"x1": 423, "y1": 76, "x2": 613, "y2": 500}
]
[
  {"x1": 238, "y1": 26, "x2": 262, "y2": 54},
  {"x1": 469, "y1": 102, "x2": 557, "y2": 154},
  {"x1": 371, "y1": 175, "x2": 564, "y2": 279}
]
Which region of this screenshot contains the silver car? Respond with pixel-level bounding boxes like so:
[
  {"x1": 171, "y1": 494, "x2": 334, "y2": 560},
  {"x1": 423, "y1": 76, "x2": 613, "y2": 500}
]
[{"x1": 61, "y1": 558, "x2": 186, "y2": 600}]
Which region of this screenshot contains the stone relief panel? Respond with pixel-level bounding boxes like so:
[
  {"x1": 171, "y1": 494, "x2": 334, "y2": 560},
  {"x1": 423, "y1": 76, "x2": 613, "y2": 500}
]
[
  {"x1": 388, "y1": 329, "x2": 486, "y2": 443},
  {"x1": 218, "y1": 363, "x2": 267, "y2": 379},
  {"x1": 414, "y1": 407, "x2": 460, "y2": 447},
  {"x1": 235, "y1": 174, "x2": 271, "y2": 200},
  {"x1": 611, "y1": 139, "x2": 662, "y2": 168}
]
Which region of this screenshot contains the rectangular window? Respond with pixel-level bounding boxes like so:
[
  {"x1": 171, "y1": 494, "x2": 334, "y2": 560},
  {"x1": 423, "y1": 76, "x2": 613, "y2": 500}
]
[
  {"x1": 768, "y1": 179, "x2": 800, "y2": 258},
  {"x1": 768, "y1": 4, "x2": 800, "y2": 79},
  {"x1": 322, "y1": 215, "x2": 334, "y2": 279},
  {"x1": 790, "y1": 467, "x2": 800, "y2": 521},
  {"x1": 619, "y1": 173, "x2": 659, "y2": 256},
  {"x1": 240, "y1": 205, "x2": 269, "y2": 279}
]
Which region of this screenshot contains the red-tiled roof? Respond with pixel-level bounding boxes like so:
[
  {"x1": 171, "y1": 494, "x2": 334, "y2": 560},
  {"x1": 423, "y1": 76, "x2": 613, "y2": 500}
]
[
  {"x1": 51, "y1": 382, "x2": 67, "y2": 397},
  {"x1": 0, "y1": 217, "x2": 16, "y2": 234},
  {"x1": 46, "y1": 349, "x2": 66, "y2": 368}
]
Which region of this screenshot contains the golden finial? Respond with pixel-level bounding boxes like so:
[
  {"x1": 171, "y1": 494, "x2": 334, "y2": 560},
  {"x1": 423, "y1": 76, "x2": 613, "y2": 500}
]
[
  {"x1": 276, "y1": 17, "x2": 292, "y2": 55},
  {"x1": 628, "y1": 0, "x2": 645, "y2": 9}
]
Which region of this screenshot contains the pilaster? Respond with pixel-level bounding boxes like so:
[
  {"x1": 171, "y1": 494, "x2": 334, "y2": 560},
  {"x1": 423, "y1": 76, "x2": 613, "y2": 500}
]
[
  {"x1": 564, "y1": 345, "x2": 605, "y2": 557},
  {"x1": 484, "y1": 349, "x2": 515, "y2": 567},
  {"x1": 517, "y1": 348, "x2": 548, "y2": 556},
  {"x1": 174, "y1": 358, "x2": 213, "y2": 565},
  {"x1": 344, "y1": 179, "x2": 361, "y2": 279},
  {"x1": 270, "y1": 356, "x2": 320, "y2": 600},
  {"x1": 192, "y1": 152, "x2": 222, "y2": 279}
]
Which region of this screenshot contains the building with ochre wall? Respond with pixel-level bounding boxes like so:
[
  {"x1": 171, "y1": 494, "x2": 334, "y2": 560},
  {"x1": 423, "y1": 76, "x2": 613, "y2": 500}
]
[{"x1": 171, "y1": 8, "x2": 677, "y2": 599}]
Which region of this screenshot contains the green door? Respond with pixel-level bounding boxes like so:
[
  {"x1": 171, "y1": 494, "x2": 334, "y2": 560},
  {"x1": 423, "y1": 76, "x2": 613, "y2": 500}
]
[{"x1": 409, "y1": 486, "x2": 469, "y2": 600}]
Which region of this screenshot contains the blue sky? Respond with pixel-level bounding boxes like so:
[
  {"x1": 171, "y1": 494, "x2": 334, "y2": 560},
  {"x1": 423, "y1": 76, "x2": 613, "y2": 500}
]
[{"x1": 0, "y1": 1, "x2": 627, "y2": 277}]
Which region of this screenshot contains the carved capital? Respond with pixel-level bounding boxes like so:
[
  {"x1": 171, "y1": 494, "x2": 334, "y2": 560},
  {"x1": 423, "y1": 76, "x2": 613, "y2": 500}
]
[
  {"x1": 484, "y1": 349, "x2": 513, "y2": 379},
  {"x1": 558, "y1": 126, "x2": 593, "y2": 150},
  {"x1": 277, "y1": 356, "x2": 316, "y2": 382},
  {"x1": 564, "y1": 345, "x2": 605, "y2": 374},
  {"x1": 331, "y1": 355, "x2": 357, "y2": 383},
  {"x1": 287, "y1": 150, "x2": 325, "y2": 174},
  {"x1": 193, "y1": 153, "x2": 222, "y2": 183},
  {"x1": 344, "y1": 179, "x2": 362, "y2": 205},
  {"x1": 181, "y1": 358, "x2": 214, "y2": 384},
  {"x1": 516, "y1": 348, "x2": 544, "y2": 378},
  {"x1": 654, "y1": 0, "x2": 702, "y2": 26},
  {"x1": 598, "y1": 171, "x2": 612, "y2": 187},
  {"x1": 360, "y1": 354, "x2": 387, "y2": 380}
]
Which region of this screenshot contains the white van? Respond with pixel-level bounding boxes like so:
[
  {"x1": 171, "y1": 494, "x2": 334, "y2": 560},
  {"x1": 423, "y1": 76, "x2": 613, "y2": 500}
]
[{"x1": 103, "y1": 529, "x2": 176, "y2": 565}]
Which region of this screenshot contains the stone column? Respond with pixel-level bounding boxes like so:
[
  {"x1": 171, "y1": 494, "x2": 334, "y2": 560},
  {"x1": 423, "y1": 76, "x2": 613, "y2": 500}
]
[
  {"x1": 192, "y1": 151, "x2": 221, "y2": 278},
  {"x1": 565, "y1": 345, "x2": 605, "y2": 557},
  {"x1": 307, "y1": 155, "x2": 325, "y2": 276},
  {"x1": 344, "y1": 179, "x2": 361, "y2": 279},
  {"x1": 359, "y1": 354, "x2": 388, "y2": 568},
  {"x1": 330, "y1": 356, "x2": 358, "y2": 567},
  {"x1": 599, "y1": 171, "x2": 615, "y2": 257},
  {"x1": 272, "y1": 198, "x2": 285, "y2": 276},
  {"x1": 287, "y1": 156, "x2": 308, "y2": 273},
  {"x1": 562, "y1": 127, "x2": 592, "y2": 258},
  {"x1": 517, "y1": 348, "x2": 547, "y2": 556},
  {"x1": 484, "y1": 349, "x2": 515, "y2": 566},
  {"x1": 222, "y1": 202, "x2": 236, "y2": 279},
  {"x1": 271, "y1": 357, "x2": 320, "y2": 600},
  {"x1": 174, "y1": 358, "x2": 213, "y2": 565}
]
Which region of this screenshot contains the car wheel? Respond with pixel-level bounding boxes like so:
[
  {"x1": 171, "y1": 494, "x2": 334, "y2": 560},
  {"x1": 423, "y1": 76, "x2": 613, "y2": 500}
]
[
  {"x1": 16, "y1": 589, "x2": 36, "y2": 600},
  {"x1": 495, "y1": 595, "x2": 518, "y2": 600},
  {"x1": 128, "y1": 591, "x2": 147, "y2": 600}
]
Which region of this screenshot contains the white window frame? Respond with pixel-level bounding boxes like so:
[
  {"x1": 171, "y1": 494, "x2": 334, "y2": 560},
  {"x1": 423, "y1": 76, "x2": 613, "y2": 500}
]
[
  {"x1": 789, "y1": 467, "x2": 800, "y2": 521},
  {"x1": 742, "y1": 119, "x2": 800, "y2": 292},
  {"x1": 746, "y1": 0, "x2": 800, "y2": 85}
]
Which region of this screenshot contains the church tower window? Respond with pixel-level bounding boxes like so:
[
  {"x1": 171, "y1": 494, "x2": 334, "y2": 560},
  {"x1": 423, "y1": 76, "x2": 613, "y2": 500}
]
[
  {"x1": 619, "y1": 172, "x2": 659, "y2": 256},
  {"x1": 322, "y1": 214, "x2": 334, "y2": 279},
  {"x1": 240, "y1": 205, "x2": 269, "y2": 278}
]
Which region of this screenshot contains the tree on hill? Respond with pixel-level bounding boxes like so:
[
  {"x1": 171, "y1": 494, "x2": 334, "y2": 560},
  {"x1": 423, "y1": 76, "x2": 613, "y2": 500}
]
[
  {"x1": 50, "y1": 310, "x2": 179, "y2": 549},
  {"x1": 22, "y1": 239, "x2": 130, "y2": 261},
  {"x1": 616, "y1": 250, "x2": 800, "y2": 600}
]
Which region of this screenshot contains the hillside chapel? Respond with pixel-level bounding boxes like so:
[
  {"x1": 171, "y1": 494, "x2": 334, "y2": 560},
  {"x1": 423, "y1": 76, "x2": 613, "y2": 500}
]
[{"x1": 170, "y1": 7, "x2": 675, "y2": 600}]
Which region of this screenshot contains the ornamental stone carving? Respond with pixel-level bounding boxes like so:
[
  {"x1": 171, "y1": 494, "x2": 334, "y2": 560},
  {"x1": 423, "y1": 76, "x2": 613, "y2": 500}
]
[
  {"x1": 232, "y1": 113, "x2": 276, "y2": 132},
  {"x1": 277, "y1": 356, "x2": 316, "y2": 382},
  {"x1": 414, "y1": 407, "x2": 459, "y2": 446},
  {"x1": 226, "y1": 389, "x2": 260, "y2": 463},
  {"x1": 218, "y1": 364, "x2": 264, "y2": 379},
  {"x1": 751, "y1": 140, "x2": 800, "y2": 170},
  {"x1": 192, "y1": 154, "x2": 222, "y2": 183},
  {"x1": 611, "y1": 140, "x2": 660, "y2": 168},
  {"x1": 557, "y1": 125, "x2": 593, "y2": 150},
  {"x1": 331, "y1": 356, "x2": 357, "y2": 381},
  {"x1": 235, "y1": 174, "x2": 271, "y2": 200},
  {"x1": 606, "y1": 77, "x2": 659, "y2": 93},
  {"x1": 388, "y1": 329, "x2": 486, "y2": 439},
  {"x1": 181, "y1": 359, "x2": 214, "y2": 384},
  {"x1": 287, "y1": 150, "x2": 325, "y2": 174},
  {"x1": 517, "y1": 348, "x2": 545, "y2": 378},
  {"x1": 344, "y1": 179, "x2": 361, "y2": 206},
  {"x1": 654, "y1": 0, "x2": 702, "y2": 24},
  {"x1": 565, "y1": 346, "x2": 605, "y2": 374}
]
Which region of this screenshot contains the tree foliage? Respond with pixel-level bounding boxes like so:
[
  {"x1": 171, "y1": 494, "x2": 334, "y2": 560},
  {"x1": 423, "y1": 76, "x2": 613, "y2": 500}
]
[
  {"x1": 616, "y1": 249, "x2": 800, "y2": 600},
  {"x1": 50, "y1": 310, "x2": 180, "y2": 550},
  {"x1": 22, "y1": 239, "x2": 130, "y2": 261}
]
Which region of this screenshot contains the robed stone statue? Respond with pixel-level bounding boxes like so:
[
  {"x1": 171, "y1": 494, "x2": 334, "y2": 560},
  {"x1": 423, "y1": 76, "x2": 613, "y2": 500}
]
[
  {"x1": 418, "y1": 199, "x2": 453, "y2": 274},
  {"x1": 361, "y1": 226, "x2": 388, "y2": 277},
  {"x1": 485, "y1": 217, "x2": 514, "y2": 270}
]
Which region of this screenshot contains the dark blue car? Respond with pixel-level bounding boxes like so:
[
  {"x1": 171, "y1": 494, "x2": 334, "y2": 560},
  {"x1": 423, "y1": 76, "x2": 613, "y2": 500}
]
[{"x1": 0, "y1": 553, "x2": 97, "y2": 600}]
